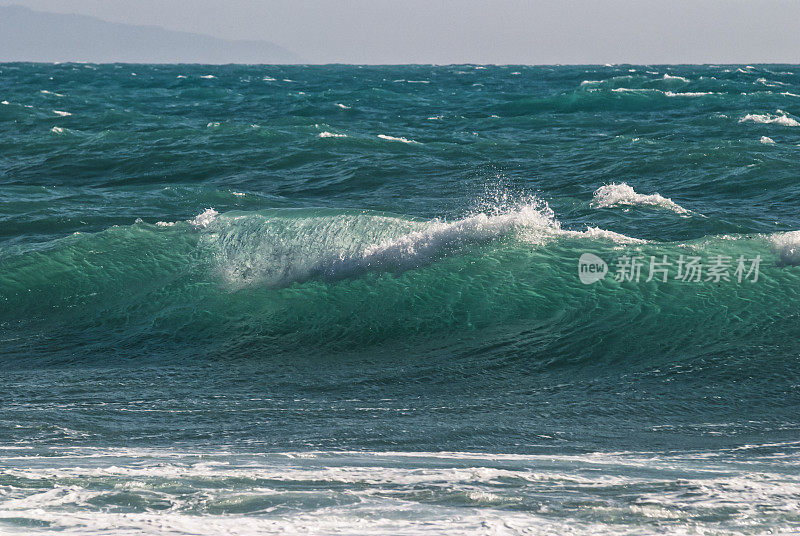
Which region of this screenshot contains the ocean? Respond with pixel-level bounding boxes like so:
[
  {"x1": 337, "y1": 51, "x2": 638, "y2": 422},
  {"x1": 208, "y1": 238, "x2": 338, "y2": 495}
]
[{"x1": 1, "y1": 63, "x2": 799, "y2": 534}]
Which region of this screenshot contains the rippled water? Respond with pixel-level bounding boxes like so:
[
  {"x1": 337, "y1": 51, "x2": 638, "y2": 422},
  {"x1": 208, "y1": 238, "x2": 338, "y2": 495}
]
[{"x1": 1, "y1": 64, "x2": 799, "y2": 534}]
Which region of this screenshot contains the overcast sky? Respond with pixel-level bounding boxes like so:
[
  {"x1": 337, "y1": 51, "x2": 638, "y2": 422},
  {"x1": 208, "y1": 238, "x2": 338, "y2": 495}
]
[{"x1": 7, "y1": 0, "x2": 800, "y2": 64}]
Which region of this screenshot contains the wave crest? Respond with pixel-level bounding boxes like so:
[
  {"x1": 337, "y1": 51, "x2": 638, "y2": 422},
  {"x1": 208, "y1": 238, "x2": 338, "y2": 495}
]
[
  {"x1": 200, "y1": 201, "x2": 559, "y2": 289},
  {"x1": 770, "y1": 231, "x2": 800, "y2": 265},
  {"x1": 592, "y1": 183, "x2": 690, "y2": 216},
  {"x1": 740, "y1": 111, "x2": 800, "y2": 127}
]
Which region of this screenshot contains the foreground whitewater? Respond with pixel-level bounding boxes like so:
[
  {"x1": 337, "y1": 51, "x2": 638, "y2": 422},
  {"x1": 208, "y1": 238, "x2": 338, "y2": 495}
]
[
  {"x1": 2, "y1": 446, "x2": 799, "y2": 535},
  {"x1": 2, "y1": 64, "x2": 800, "y2": 535}
]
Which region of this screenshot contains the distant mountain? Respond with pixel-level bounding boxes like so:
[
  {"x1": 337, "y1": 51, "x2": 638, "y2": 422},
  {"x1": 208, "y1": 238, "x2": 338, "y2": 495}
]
[{"x1": 0, "y1": 5, "x2": 301, "y2": 63}]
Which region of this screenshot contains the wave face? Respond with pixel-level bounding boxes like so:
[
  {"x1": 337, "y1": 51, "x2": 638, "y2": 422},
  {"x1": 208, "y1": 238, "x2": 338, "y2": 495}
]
[
  {"x1": 4, "y1": 202, "x2": 799, "y2": 361},
  {"x1": 3, "y1": 64, "x2": 800, "y2": 535}
]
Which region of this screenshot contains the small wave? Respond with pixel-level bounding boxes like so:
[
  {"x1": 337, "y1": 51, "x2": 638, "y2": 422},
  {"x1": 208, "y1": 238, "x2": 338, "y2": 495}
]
[
  {"x1": 335, "y1": 103, "x2": 350, "y2": 109},
  {"x1": 200, "y1": 75, "x2": 215, "y2": 79},
  {"x1": 561, "y1": 226, "x2": 647, "y2": 245},
  {"x1": 739, "y1": 111, "x2": 800, "y2": 127},
  {"x1": 611, "y1": 88, "x2": 658, "y2": 94},
  {"x1": 664, "y1": 91, "x2": 713, "y2": 97},
  {"x1": 663, "y1": 73, "x2": 690, "y2": 82},
  {"x1": 760, "y1": 136, "x2": 775, "y2": 145},
  {"x1": 606, "y1": 88, "x2": 711, "y2": 98},
  {"x1": 319, "y1": 131, "x2": 347, "y2": 138},
  {"x1": 377, "y1": 134, "x2": 419, "y2": 144},
  {"x1": 41, "y1": 90, "x2": 65, "y2": 97},
  {"x1": 757, "y1": 77, "x2": 788, "y2": 87},
  {"x1": 592, "y1": 183, "x2": 689, "y2": 215},
  {"x1": 53, "y1": 110, "x2": 71, "y2": 117},
  {"x1": 50, "y1": 126, "x2": 65, "y2": 134}
]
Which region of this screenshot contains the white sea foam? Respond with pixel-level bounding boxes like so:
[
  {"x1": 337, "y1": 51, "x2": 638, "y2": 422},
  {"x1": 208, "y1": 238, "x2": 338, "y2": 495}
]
[
  {"x1": 662, "y1": 73, "x2": 690, "y2": 82},
  {"x1": 200, "y1": 74, "x2": 215, "y2": 79},
  {"x1": 770, "y1": 231, "x2": 800, "y2": 265},
  {"x1": 1, "y1": 100, "x2": 9, "y2": 105},
  {"x1": 50, "y1": 126, "x2": 64, "y2": 134},
  {"x1": 760, "y1": 136, "x2": 775, "y2": 144},
  {"x1": 41, "y1": 90, "x2": 65, "y2": 97},
  {"x1": 563, "y1": 226, "x2": 647, "y2": 244},
  {"x1": 611, "y1": 88, "x2": 655, "y2": 93},
  {"x1": 358, "y1": 204, "x2": 558, "y2": 266},
  {"x1": 757, "y1": 77, "x2": 788, "y2": 87},
  {"x1": 53, "y1": 110, "x2": 71, "y2": 117},
  {"x1": 377, "y1": 134, "x2": 419, "y2": 144},
  {"x1": 319, "y1": 131, "x2": 347, "y2": 138},
  {"x1": 335, "y1": 103, "x2": 350, "y2": 109},
  {"x1": 664, "y1": 91, "x2": 713, "y2": 97},
  {"x1": 739, "y1": 111, "x2": 800, "y2": 127},
  {"x1": 190, "y1": 208, "x2": 219, "y2": 228},
  {"x1": 592, "y1": 182, "x2": 690, "y2": 215},
  {"x1": 2, "y1": 447, "x2": 797, "y2": 536}
]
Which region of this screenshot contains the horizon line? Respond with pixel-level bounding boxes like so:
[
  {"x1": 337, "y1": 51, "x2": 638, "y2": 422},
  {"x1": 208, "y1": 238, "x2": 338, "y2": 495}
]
[{"x1": 1, "y1": 61, "x2": 797, "y2": 67}]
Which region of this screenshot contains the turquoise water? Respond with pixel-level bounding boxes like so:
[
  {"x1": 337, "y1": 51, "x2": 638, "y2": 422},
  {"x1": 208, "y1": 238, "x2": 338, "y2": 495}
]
[{"x1": 1, "y1": 63, "x2": 800, "y2": 534}]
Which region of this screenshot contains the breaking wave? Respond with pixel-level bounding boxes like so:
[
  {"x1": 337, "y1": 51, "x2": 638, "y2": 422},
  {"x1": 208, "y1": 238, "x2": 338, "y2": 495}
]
[
  {"x1": 739, "y1": 111, "x2": 800, "y2": 127},
  {"x1": 591, "y1": 182, "x2": 690, "y2": 215},
  {"x1": 2, "y1": 200, "x2": 799, "y2": 363}
]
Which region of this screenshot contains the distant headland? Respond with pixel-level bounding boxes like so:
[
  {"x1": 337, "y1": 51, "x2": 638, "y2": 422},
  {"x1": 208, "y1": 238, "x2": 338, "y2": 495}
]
[{"x1": 0, "y1": 5, "x2": 301, "y2": 63}]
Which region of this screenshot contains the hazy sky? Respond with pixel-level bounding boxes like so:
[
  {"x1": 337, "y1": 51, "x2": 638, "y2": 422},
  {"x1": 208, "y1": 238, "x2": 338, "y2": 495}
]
[{"x1": 7, "y1": 0, "x2": 800, "y2": 64}]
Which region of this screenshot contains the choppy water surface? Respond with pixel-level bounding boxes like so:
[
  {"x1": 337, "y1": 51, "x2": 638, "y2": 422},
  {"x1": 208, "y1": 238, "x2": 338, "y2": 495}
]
[{"x1": 1, "y1": 64, "x2": 800, "y2": 534}]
